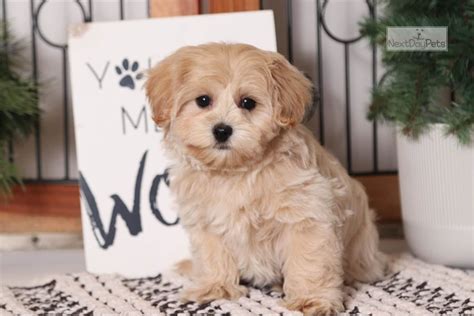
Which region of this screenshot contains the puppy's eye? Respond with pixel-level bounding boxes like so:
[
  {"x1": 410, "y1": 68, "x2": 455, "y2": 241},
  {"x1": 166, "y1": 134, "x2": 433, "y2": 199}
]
[
  {"x1": 195, "y1": 95, "x2": 212, "y2": 108},
  {"x1": 239, "y1": 97, "x2": 256, "y2": 111}
]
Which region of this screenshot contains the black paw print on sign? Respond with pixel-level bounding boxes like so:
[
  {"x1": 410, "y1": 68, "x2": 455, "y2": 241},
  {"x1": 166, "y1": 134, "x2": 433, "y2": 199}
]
[{"x1": 115, "y1": 58, "x2": 144, "y2": 90}]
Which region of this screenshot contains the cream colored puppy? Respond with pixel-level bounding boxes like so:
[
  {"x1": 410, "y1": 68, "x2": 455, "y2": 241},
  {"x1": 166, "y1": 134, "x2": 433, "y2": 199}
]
[{"x1": 146, "y1": 43, "x2": 386, "y2": 315}]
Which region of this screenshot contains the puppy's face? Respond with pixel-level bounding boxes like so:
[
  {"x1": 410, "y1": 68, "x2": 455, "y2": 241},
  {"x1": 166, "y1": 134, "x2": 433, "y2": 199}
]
[{"x1": 146, "y1": 43, "x2": 312, "y2": 170}]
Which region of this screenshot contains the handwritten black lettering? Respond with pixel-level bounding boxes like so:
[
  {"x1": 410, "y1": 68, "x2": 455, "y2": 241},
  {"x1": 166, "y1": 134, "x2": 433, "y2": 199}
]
[
  {"x1": 121, "y1": 106, "x2": 148, "y2": 134},
  {"x1": 79, "y1": 150, "x2": 176, "y2": 249},
  {"x1": 86, "y1": 62, "x2": 110, "y2": 89}
]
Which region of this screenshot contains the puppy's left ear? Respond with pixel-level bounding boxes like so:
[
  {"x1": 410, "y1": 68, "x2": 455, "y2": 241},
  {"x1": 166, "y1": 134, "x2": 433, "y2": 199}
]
[
  {"x1": 267, "y1": 52, "x2": 313, "y2": 127},
  {"x1": 146, "y1": 54, "x2": 181, "y2": 130}
]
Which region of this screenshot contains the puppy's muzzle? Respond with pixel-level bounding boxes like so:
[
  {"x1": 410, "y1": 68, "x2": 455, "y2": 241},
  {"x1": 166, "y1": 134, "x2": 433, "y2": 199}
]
[{"x1": 213, "y1": 123, "x2": 233, "y2": 143}]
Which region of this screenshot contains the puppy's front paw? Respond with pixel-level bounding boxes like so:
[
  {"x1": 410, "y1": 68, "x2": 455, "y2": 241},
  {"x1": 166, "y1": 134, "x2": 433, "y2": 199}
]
[
  {"x1": 181, "y1": 282, "x2": 248, "y2": 303},
  {"x1": 284, "y1": 296, "x2": 344, "y2": 316},
  {"x1": 174, "y1": 259, "x2": 193, "y2": 278}
]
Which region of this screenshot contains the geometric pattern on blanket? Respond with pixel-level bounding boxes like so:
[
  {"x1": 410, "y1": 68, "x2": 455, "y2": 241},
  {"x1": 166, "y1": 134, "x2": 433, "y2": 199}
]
[{"x1": 1, "y1": 253, "x2": 473, "y2": 315}]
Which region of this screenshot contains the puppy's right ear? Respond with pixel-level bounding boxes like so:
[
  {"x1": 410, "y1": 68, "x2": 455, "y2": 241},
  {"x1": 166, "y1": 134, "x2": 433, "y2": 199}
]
[
  {"x1": 145, "y1": 56, "x2": 178, "y2": 129},
  {"x1": 266, "y1": 52, "x2": 313, "y2": 128}
]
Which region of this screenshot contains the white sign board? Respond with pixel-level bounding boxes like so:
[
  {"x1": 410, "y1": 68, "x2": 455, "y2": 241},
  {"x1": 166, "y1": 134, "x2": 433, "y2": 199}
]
[{"x1": 69, "y1": 11, "x2": 277, "y2": 277}]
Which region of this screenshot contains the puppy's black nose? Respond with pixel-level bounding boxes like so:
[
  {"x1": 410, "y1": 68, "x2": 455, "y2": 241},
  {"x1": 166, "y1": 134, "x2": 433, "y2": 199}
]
[{"x1": 213, "y1": 123, "x2": 233, "y2": 143}]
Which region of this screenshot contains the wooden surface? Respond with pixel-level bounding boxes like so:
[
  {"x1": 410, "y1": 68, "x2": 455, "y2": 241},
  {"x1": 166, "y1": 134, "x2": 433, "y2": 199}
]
[
  {"x1": 208, "y1": 0, "x2": 260, "y2": 13},
  {"x1": 0, "y1": 175, "x2": 400, "y2": 233},
  {"x1": 0, "y1": 212, "x2": 82, "y2": 233},
  {"x1": 0, "y1": 184, "x2": 82, "y2": 233},
  {"x1": 355, "y1": 175, "x2": 401, "y2": 222},
  {"x1": 149, "y1": 0, "x2": 200, "y2": 17}
]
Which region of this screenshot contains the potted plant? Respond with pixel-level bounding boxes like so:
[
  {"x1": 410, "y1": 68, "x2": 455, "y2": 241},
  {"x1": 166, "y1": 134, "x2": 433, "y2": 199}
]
[
  {"x1": 361, "y1": 1, "x2": 473, "y2": 267},
  {"x1": 0, "y1": 22, "x2": 39, "y2": 197}
]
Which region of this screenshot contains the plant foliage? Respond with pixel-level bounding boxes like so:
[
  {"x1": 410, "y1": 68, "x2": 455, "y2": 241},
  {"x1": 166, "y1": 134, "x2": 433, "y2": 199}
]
[
  {"x1": 360, "y1": 0, "x2": 474, "y2": 143},
  {"x1": 0, "y1": 22, "x2": 39, "y2": 197}
]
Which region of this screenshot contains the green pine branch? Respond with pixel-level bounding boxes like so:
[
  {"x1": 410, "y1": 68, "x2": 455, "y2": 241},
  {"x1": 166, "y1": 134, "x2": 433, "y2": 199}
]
[
  {"x1": 360, "y1": 0, "x2": 474, "y2": 143},
  {"x1": 0, "y1": 22, "x2": 39, "y2": 198}
]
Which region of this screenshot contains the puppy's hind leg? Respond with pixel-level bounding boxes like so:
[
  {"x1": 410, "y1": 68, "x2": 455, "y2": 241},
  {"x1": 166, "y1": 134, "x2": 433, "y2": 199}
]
[{"x1": 345, "y1": 208, "x2": 387, "y2": 284}]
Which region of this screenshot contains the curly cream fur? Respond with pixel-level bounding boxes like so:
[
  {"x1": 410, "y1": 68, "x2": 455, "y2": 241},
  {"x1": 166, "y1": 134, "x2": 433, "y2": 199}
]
[{"x1": 146, "y1": 43, "x2": 386, "y2": 316}]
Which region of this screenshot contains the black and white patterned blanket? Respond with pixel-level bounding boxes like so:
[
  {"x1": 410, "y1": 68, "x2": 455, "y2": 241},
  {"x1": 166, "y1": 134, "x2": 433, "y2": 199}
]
[{"x1": 1, "y1": 253, "x2": 473, "y2": 315}]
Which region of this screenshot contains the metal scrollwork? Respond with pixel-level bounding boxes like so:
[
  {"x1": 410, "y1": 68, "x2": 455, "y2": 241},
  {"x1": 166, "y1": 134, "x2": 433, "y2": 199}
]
[
  {"x1": 34, "y1": 0, "x2": 91, "y2": 49},
  {"x1": 319, "y1": 0, "x2": 374, "y2": 44}
]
